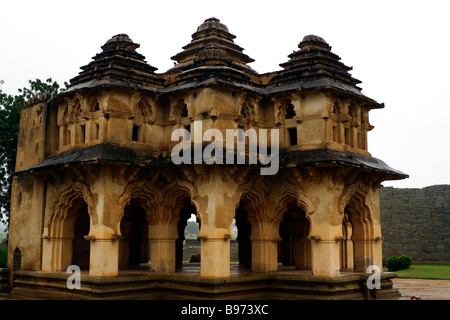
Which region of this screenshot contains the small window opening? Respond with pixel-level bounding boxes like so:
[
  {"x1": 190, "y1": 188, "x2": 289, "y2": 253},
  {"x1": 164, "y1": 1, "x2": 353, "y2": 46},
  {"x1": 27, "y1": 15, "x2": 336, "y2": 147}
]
[
  {"x1": 344, "y1": 128, "x2": 350, "y2": 145},
  {"x1": 95, "y1": 123, "x2": 100, "y2": 140},
  {"x1": 288, "y1": 127, "x2": 297, "y2": 146},
  {"x1": 333, "y1": 125, "x2": 338, "y2": 142},
  {"x1": 285, "y1": 104, "x2": 296, "y2": 119},
  {"x1": 132, "y1": 125, "x2": 140, "y2": 142},
  {"x1": 241, "y1": 107, "x2": 247, "y2": 117},
  {"x1": 80, "y1": 124, "x2": 86, "y2": 143},
  {"x1": 181, "y1": 104, "x2": 188, "y2": 117},
  {"x1": 13, "y1": 247, "x2": 22, "y2": 271}
]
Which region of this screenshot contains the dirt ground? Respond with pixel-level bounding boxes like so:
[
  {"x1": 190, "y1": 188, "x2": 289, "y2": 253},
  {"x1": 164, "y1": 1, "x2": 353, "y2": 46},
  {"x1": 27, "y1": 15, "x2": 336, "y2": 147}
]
[{"x1": 393, "y1": 278, "x2": 450, "y2": 300}]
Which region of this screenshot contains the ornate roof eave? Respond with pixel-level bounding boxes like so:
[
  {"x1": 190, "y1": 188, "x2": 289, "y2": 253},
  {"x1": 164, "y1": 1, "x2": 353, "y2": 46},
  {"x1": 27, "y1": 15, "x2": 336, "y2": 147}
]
[
  {"x1": 263, "y1": 78, "x2": 384, "y2": 109},
  {"x1": 14, "y1": 143, "x2": 407, "y2": 182},
  {"x1": 279, "y1": 148, "x2": 408, "y2": 180},
  {"x1": 49, "y1": 78, "x2": 162, "y2": 106},
  {"x1": 159, "y1": 76, "x2": 263, "y2": 96}
]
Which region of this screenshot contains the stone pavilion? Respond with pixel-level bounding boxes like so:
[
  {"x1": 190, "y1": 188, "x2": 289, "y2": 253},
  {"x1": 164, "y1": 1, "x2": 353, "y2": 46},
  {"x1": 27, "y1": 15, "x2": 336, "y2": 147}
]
[{"x1": 7, "y1": 18, "x2": 407, "y2": 299}]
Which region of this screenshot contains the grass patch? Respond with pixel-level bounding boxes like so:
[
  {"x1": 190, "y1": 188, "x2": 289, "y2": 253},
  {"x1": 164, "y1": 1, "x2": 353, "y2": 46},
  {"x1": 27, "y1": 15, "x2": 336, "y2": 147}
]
[{"x1": 394, "y1": 264, "x2": 450, "y2": 280}]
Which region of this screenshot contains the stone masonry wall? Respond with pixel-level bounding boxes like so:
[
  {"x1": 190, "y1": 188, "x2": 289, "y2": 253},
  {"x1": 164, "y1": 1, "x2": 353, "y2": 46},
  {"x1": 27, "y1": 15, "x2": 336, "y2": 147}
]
[
  {"x1": 380, "y1": 185, "x2": 450, "y2": 262},
  {"x1": 183, "y1": 240, "x2": 238, "y2": 262}
]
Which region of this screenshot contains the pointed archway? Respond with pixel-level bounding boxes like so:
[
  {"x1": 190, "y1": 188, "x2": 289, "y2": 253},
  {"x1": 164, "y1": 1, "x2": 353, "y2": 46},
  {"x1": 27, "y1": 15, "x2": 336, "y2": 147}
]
[
  {"x1": 43, "y1": 182, "x2": 94, "y2": 272},
  {"x1": 176, "y1": 200, "x2": 198, "y2": 268},
  {"x1": 71, "y1": 198, "x2": 90, "y2": 270},
  {"x1": 342, "y1": 192, "x2": 374, "y2": 272},
  {"x1": 235, "y1": 204, "x2": 251, "y2": 268},
  {"x1": 278, "y1": 201, "x2": 311, "y2": 270},
  {"x1": 119, "y1": 199, "x2": 149, "y2": 269}
]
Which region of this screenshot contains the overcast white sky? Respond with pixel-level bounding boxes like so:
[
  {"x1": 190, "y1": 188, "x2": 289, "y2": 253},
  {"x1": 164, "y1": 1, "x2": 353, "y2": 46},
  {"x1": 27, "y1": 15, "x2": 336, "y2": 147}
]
[{"x1": 1, "y1": 0, "x2": 449, "y2": 189}]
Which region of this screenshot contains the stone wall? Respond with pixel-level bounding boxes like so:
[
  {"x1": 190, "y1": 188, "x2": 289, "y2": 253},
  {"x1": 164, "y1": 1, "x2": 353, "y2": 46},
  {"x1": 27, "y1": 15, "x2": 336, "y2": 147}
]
[
  {"x1": 183, "y1": 240, "x2": 238, "y2": 262},
  {"x1": 0, "y1": 268, "x2": 10, "y2": 293},
  {"x1": 380, "y1": 185, "x2": 450, "y2": 262}
]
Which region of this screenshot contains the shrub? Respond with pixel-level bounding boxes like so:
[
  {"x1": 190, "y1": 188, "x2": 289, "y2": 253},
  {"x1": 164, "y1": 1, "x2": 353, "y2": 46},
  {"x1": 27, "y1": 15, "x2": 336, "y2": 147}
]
[
  {"x1": 0, "y1": 248, "x2": 7, "y2": 268},
  {"x1": 386, "y1": 254, "x2": 412, "y2": 271}
]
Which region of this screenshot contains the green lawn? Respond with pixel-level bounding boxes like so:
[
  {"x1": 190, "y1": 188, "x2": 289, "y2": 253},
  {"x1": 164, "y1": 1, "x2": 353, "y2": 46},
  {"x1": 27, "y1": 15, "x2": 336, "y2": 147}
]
[{"x1": 394, "y1": 264, "x2": 450, "y2": 280}]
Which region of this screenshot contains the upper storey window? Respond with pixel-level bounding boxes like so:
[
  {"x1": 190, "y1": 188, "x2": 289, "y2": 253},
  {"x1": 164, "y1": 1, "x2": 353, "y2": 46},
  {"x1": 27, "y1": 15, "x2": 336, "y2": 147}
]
[
  {"x1": 285, "y1": 104, "x2": 296, "y2": 119},
  {"x1": 132, "y1": 125, "x2": 140, "y2": 142},
  {"x1": 180, "y1": 104, "x2": 188, "y2": 117}
]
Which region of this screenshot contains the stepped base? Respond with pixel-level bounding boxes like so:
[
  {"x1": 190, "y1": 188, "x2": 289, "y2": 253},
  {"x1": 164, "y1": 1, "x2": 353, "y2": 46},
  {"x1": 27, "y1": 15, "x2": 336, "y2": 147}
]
[{"x1": 8, "y1": 265, "x2": 400, "y2": 300}]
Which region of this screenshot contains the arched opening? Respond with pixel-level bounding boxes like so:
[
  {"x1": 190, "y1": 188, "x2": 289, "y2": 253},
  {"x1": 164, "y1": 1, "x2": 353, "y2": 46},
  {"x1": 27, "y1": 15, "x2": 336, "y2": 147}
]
[
  {"x1": 287, "y1": 127, "x2": 297, "y2": 146},
  {"x1": 285, "y1": 103, "x2": 296, "y2": 119},
  {"x1": 180, "y1": 104, "x2": 188, "y2": 117},
  {"x1": 119, "y1": 199, "x2": 149, "y2": 269},
  {"x1": 13, "y1": 248, "x2": 22, "y2": 272},
  {"x1": 132, "y1": 125, "x2": 140, "y2": 142},
  {"x1": 71, "y1": 199, "x2": 90, "y2": 270},
  {"x1": 278, "y1": 202, "x2": 311, "y2": 270},
  {"x1": 45, "y1": 183, "x2": 94, "y2": 272},
  {"x1": 176, "y1": 200, "x2": 199, "y2": 269},
  {"x1": 343, "y1": 194, "x2": 373, "y2": 272},
  {"x1": 234, "y1": 204, "x2": 251, "y2": 268},
  {"x1": 340, "y1": 210, "x2": 354, "y2": 271}
]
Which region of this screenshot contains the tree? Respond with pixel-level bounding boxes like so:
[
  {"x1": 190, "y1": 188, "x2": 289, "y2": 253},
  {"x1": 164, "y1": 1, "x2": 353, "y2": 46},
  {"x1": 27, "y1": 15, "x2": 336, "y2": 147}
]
[
  {"x1": 184, "y1": 220, "x2": 199, "y2": 239},
  {"x1": 0, "y1": 78, "x2": 64, "y2": 233}
]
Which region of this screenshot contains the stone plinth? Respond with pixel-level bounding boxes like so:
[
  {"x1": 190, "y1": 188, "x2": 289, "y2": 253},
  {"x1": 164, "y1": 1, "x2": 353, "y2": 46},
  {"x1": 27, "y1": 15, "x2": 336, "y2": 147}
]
[
  {"x1": 10, "y1": 269, "x2": 400, "y2": 300},
  {"x1": 0, "y1": 269, "x2": 10, "y2": 293}
]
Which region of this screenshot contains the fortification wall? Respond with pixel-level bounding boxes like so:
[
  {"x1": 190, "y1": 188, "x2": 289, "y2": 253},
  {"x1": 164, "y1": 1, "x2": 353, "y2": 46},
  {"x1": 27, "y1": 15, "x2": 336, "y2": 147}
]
[{"x1": 380, "y1": 185, "x2": 450, "y2": 262}]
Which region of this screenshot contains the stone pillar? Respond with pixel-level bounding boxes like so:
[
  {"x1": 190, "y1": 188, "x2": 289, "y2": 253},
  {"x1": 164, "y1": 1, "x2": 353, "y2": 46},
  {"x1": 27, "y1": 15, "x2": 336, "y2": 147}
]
[
  {"x1": 344, "y1": 238, "x2": 354, "y2": 270},
  {"x1": 310, "y1": 236, "x2": 341, "y2": 276},
  {"x1": 353, "y1": 240, "x2": 371, "y2": 272},
  {"x1": 372, "y1": 239, "x2": 383, "y2": 269},
  {"x1": 41, "y1": 237, "x2": 72, "y2": 272},
  {"x1": 188, "y1": 166, "x2": 245, "y2": 278},
  {"x1": 89, "y1": 238, "x2": 119, "y2": 276},
  {"x1": 148, "y1": 221, "x2": 178, "y2": 273},
  {"x1": 250, "y1": 221, "x2": 279, "y2": 273},
  {"x1": 87, "y1": 166, "x2": 127, "y2": 277},
  {"x1": 199, "y1": 236, "x2": 230, "y2": 277},
  {"x1": 367, "y1": 187, "x2": 383, "y2": 270},
  {"x1": 307, "y1": 187, "x2": 342, "y2": 277}
]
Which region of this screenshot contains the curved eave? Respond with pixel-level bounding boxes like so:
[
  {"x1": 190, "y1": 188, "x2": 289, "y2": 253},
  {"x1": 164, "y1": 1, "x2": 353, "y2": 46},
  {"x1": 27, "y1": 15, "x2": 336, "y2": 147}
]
[
  {"x1": 13, "y1": 143, "x2": 172, "y2": 176},
  {"x1": 15, "y1": 143, "x2": 408, "y2": 183},
  {"x1": 280, "y1": 148, "x2": 408, "y2": 180},
  {"x1": 264, "y1": 77, "x2": 384, "y2": 109}
]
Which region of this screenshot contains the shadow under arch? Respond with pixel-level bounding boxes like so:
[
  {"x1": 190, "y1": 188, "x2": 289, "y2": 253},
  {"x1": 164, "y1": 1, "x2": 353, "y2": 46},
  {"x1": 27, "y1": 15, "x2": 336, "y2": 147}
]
[
  {"x1": 45, "y1": 194, "x2": 92, "y2": 271},
  {"x1": 278, "y1": 199, "x2": 311, "y2": 270},
  {"x1": 238, "y1": 180, "x2": 314, "y2": 273},
  {"x1": 119, "y1": 198, "x2": 149, "y2": 269},
  {"x1": 176, "y1": 199, "x2": 198, "y2": 269},
  {"x1": 342, "y1": 190, "x2": 374, "y2": 272}
]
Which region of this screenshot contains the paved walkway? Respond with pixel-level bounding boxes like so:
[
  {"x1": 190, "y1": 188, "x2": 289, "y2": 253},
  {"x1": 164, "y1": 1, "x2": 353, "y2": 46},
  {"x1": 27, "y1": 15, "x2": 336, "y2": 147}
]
[{"x1": 393, "y1": 278, "x2": 450, "y2": 300}]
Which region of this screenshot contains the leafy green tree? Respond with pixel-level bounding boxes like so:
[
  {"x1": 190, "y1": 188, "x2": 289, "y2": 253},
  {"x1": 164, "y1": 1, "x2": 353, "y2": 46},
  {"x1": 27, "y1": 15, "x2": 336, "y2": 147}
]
[
  {"x1": 184, "y1": 220, "x2": 200, "y2": 239},
  {"x1": 0, "y1": 78, "x2": 63, "y2": 233}
]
